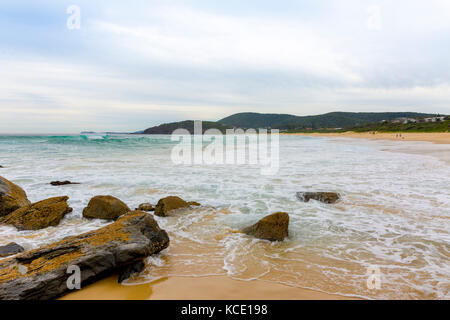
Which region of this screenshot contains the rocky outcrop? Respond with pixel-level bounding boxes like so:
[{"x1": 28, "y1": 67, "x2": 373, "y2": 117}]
[
  {"x1": 0, "y1": 211, "x2": 169, "y2": 300},
  {"x1": 0, "y1": 243, "x2": 24, "y2": 258},
  {"x1": 154, "y1": 196, "x2": 200, "y2": 217},
  {"x1": 1, "y1": 196, "x2": 72, "y2": 231},
  {"x1": 118, "y1": 260, "x2": 145, "y2": 283},
  {"x1": 136, "y1": 203, "x2": 154, "y2": 212},
  {"x1": 50, "y1": 181, "x2": 80, "y2": 186},
  {"x1": 82, "y1": 195, "x2": 130, "y2": 220},
  {"x1": 296, "y1": 192, "x2": 340, "y2": 204},
  {"x1": 0, "y1": 176, "x2": 31, "y2": 217},
  {"x1": 242, "y1": 212, "x2": 289, "y2": 241}
]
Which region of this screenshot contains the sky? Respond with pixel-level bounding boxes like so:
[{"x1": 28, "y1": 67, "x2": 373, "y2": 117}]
[{"x1": 0, "y1": 0, "x2": 450, "y2": 133}]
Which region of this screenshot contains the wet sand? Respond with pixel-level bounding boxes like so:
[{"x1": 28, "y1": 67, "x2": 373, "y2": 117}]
[
  {"x1": 60, "y1": 275, "x2": 356, "y2": 300},
  {"x1": 282, "y1": 132, "x2": 450, "y2": 144}
]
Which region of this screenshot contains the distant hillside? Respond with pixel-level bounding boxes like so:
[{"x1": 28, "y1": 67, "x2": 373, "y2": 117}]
[
  {"x1": 142, "y1": 120, "x2": 231, "y2": 134},
  {"x1": 348, "y1": 119, "x2": 450, "y2": 133},
  {"x1": 218, "y1": 112, "x2": 437, "y2": 130}
]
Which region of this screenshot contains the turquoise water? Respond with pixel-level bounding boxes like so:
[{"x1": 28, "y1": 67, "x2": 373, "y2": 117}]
[{"x1": 0, "y1": 134, "x2": 449, "y2": 299}]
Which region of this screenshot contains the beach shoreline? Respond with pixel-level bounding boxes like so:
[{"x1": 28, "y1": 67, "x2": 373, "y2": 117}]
[
  {"x1": 60, "y1": 275, "x2": 358, "y2": 300},
  {"x1": 281, "y1": 132, "x2": 450, "y2": 144}
]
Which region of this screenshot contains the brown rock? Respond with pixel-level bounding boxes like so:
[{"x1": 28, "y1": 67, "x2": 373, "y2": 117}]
[
  {"x1": 296, "y1": 192, "x2": 340, "y2": 204},
  {"x1": 50, "y1": 181, "x2": 80, "y2": 186},
  {"x1": 0, "y1": 242, "x2": 24, "y2": 258},
  {"x1": 1, "y1": 196, "x2": 72, "y2": 231},
  {"x1": 242, "y1": 212, "x2": 289, "y2": 241},
  {"x1": 0, "y1": 210, "x2": 170, "y2": 300},
  {"x1": 0, "y1": 176, "x2": 31, "y2": 217},
  {"x1": 136, "y1": 203, "x2": 154, "y2": 212},
  {"x1": 82, "y1": 195, "x2": 130, "y2": 220},
  {"x1": 154, "y1": 196, "x2": 200, "y2": 217}
]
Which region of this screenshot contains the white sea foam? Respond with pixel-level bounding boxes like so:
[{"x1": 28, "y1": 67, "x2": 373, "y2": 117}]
[{"x1": 0, "y1": 134, "x2": 448, "y2": 299}]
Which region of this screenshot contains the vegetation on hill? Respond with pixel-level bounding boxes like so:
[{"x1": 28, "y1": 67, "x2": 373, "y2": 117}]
[
  {"x1": 142, "y1": 120, "x2": 231, "y2": 134},
  {"x1": 347, "y1": 119, "x2": 450, "y2": 133},
  {"x1": 218, "y1": 112, "x2": 437, "y2": 130}
]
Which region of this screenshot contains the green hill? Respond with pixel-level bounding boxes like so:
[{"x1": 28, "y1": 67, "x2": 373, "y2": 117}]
[
  {"x1": 218, "y1": 112, "x2": 437, "y2": 130},
  {"x1": 142, "y1": 120, "x2": 231, "y2": 134}
]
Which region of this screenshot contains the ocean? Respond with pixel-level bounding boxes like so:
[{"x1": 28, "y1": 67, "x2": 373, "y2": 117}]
[{"x1": 0, "y1": 134, "x2": 449, "y2": 299}]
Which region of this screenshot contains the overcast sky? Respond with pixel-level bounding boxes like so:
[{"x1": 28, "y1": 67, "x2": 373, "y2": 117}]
[{"x1": 1, "y1": 0, "x2": 449, "y2": 133}]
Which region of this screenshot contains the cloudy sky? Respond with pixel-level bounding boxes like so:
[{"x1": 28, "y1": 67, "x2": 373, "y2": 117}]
[{"x1": 1, "y1": 0, "x2": 449, "y2": 133}]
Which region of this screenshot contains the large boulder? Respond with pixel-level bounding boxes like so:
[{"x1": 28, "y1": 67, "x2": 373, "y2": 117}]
[
  {"x1": 82, "y1": 195, "x2": 130, "y2": 220},
  {"x1": 0, "y1": 176, "x2": 31, "y2": 217},
  {"x1": 242, "y1": 212, "x2": 289, "y2": 241},
  {"x1": 296, "y1": 192, "x2": 340, "y2": 204},
  {"x1": 1, "y1": 196, "x2": 72, "y2": 231},
  {"x1": 0, "y1": 210, "x2": 169, "y2": 300},
  {"x1": 0, "y1": 243, "x2": 24, "y2": 258},
  {"x1": 154, "y1": 196, "x2": 200, "y2": 217}
]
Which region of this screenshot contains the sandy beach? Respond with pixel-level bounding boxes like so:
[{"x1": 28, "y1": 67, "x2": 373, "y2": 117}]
[
  {"x1": 61, "y1": 275, "x2": 356, "y2": 300},
  {"x1": 282, "y1": 132, "x2": 450, "y2": 144}
]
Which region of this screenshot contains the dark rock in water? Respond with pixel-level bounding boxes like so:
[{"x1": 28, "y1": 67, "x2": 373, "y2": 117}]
[
  {"x1": 154, "y1": 196, "x2": 200, "y2": 217},
  {"x1": 118, "y1": 260, "x2": 145, "y2": 283},
  {"x1": 0, "y1": 210, "x2": 170, "y2": 300},
  {"x1": 0, "y1": 166, "x2": 3, "y2": 168},
  {"x1": 0, "y1": 242, "x2": 24, "y2": 258},
  {"x1": 50, "y1": 181, "x2": 80, "y2": 186},
  {"x1": 188, "y1": 201, "x2": 201, "y2": 206},
  {"x1": 0, "y1": 176, "x2": 31, "y2": 217},
  {"x1": 242, "y1": 212, "x2": 289, "y2": 241},
  {"x1": 1, "y1": 196, "x2": 72, "y2": 230},
  {"x1": 296, "y1": 192, "x2": 340, "y2": 204},
  {"x1": 136, "y1": 203, "x2": 154, "y2": 212},
  {"x1": 83, "y1": 195, "x2": 130, "y2": 220}
]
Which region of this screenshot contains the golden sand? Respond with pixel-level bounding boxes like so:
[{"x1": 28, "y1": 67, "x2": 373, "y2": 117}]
[
  {"x1": 282, "y1": 132, "x2": 450, "y2": 144},
  {"x1": 60, "y1": 275, "x2": 356, "y2": 300}
]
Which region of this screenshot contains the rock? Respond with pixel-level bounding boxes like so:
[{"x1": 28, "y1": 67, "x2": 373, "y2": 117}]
[
  {"x1": 188, "y1": 201, "x2": 201, "y2": 206},
  {"x1": 82, "y1": 195, "x2": 130, "y2": 220},
  {"x1": 296, "y1": 192, "x2": 340, "y2": 204},
  {"x1": 0, "y1": 166, "x2": 3, "y2": 168},
  {"x1": 154, "y1": 196, "x2": 200, "y2": 217},
  {"x1": 242, "y1": 212, "x2": 289, "y2": 241},
  {"x1": 118, "y1": 260, "x2": 145, "y2": 283},
  {"x1": 0, "y1": 243, "x2": 24, "y2": 258},
  {"x1": 0, "y1": 210, "x2": 169, "y2": 300},
  {"x1": 50, "y1": 181, "x2": 80, "y2": 186},
  {"x1": 136, "y1": 203, "x2": 154, "y2": 212},
  {"x1": 0, "y1": 176, "x2": 31, "y2": 218},
  {"x1": 1, "y1": 196, "x2": 72, "y2": 231}
]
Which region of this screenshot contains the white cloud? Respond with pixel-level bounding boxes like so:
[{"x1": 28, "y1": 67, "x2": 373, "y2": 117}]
[{"x1": 93, "y1": 6, "x2": 361, "y2": 83}]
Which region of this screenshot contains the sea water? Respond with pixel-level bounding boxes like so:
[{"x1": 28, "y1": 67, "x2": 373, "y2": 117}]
[{"x1": 0, "y1": 134, "x2": 448, "y2": 299}]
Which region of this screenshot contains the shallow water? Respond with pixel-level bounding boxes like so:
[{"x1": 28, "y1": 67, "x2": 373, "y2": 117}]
[{"x1": 0, "y1": 134, "x2": 449, "y2": 299}]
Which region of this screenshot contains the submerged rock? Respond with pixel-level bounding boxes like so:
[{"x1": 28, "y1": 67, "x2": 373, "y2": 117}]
[
  {"x1": 50, "y1": 181, "x2": 80, "y2": 186},
  {"x1": 296, "y1": 192, "x2": 340, "y2": 204},
  {"x1": 1, "y1": 196, "x2": 72, "y2": 231},
  {"x1": 118, "y1": 260, "x2": 145, "y2": 283},
  {"x1": 0, "y1": 243, "x2": 24, "y2": 258},
  {"x1": 136, "y1": 203, "x2": 154, "y2": 212},
  {"x1": 83, "y1": 195, "x2": 130, "y2": 220},
  {"x1": 242, "y1": 212, "x2": 289, "y2": 241},
  {"x1": 0, "y1": 210, "x2": 169, "y2": 300},
  {"x1": 0, "y1": 176, "x2": 31, "y2": 218},
  {"x1": 154, "y1": 196, "x2": 200, "y2": 217}
]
